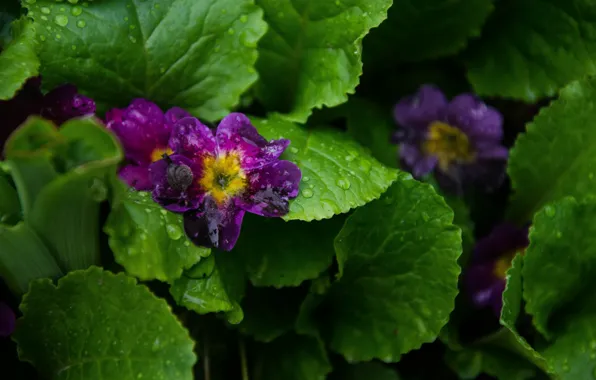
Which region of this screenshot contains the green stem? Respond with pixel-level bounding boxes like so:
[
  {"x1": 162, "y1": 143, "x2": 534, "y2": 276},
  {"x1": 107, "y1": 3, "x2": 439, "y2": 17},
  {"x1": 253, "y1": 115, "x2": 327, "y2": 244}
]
[{"x1": 239, "y1": 337, "x2": 249, "y2": 380}]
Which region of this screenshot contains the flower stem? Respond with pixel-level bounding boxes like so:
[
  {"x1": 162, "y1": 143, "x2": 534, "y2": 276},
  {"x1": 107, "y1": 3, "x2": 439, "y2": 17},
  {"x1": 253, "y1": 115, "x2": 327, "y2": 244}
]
[{"x1": 239, "y1": 337, "x2": 249, "y2": 380}]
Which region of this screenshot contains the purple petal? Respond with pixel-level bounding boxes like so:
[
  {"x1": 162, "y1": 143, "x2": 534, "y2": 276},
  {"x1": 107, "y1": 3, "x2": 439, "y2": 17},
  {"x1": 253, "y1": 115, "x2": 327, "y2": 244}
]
[
  {"x1": 164, "y1": 107, "x2": 192, "y2": 126},
  {"x1": 168, "y1": 117, "x2": 216, "y2": 157},
  {"x1": 465, "y1": 262, "x2": 506, "y2": 316},
  {"x1": 238, "y1": 160, "x2": 301, "y2": 217},
  {"x1": 149, "y1": 154, "x2": 204, "y2": 212},
  {"x1": 41, "y1": 84, "x2": 96, "y2": 125},
  {"x1": 399, "y1": 144, "x2": 437, "y2": 178},
  {"x1": 216, "y1": 113, "x2": 290, "y2": 170},
  {"x1": 445, "y1": 94, "x2": 503, "y2": 142},
  {"x1": 412, "y1": 156, "x2": 438, "y2": 178},
  {"x1": 119, "y1": 164, "x2": 153, "y2": 191},
  {"x1": 394, "y1": 85, "x2": 447, "y2": 130},
  {"x1": 105, "y1": 99, "x2": 169, "y2": 164},
  {"x1": 475, "y1": 144, "x2": 509, "y2": 160},
  {"x1": 183, "y1": 198, "x2": 245, "y2": 251},
  {"x1": 0, "y1": 302, "x2": 15, "y2": 338},
  {"x1": 472, "y1": 223, "x2": 529, "y2": 264}
]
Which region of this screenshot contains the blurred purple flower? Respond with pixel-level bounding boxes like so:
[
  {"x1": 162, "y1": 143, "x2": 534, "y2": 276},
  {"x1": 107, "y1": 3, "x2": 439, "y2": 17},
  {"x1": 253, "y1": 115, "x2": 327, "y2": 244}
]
[
  {"x1": 466, "y1": 223, "x2": 529, "y2": 316},
  {"x1": 393, "y1": 85, "x2": 508, "y2": 193},
  {"x1": 0, "y1": 301, "x2": 15, "y2": 338}
]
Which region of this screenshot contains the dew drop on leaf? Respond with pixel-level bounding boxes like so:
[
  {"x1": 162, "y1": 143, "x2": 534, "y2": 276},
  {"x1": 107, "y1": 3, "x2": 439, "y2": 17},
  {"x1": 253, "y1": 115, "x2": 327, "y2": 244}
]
[
  {"x1": 289, "y1": 147, "x2": 298, "y2": 154},
  {"x1": 41, "y1": 7, "x2": 51, "y2": 14},
  {"x1": 54, "y1": 15, "x2": 69, "y2": 27},
  {"x1": 76, "y1": 20, "x2": 86, "y2": 28},
  {"x1": 67, "y1": 0, "x2": 79, "y2": 4},
  {"x1": 71, "y1": 6, "x2": 82, "y2": 16},
  {"x1": 166, "y1": 224, "x2": 183, "y2": 240},
  {"x1": 544, "y1": 205, "x2": 555, "y2": 217},
  {"x1": 240, "y1": 15, "x2": 248, "y2": 23},
  {"x1": 302, "y1": 176, "x2": 310, "y2": 182},
  {"x1": 301, "y1": 188, "x2": 314, "y2": 198},
  {"x1": 336, "y1": 178, "x2": 351, "y2": 190}
]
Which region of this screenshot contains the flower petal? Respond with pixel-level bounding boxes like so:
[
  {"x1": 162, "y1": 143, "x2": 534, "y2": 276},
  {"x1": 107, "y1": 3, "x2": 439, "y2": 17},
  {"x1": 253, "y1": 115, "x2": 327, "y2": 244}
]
[
  {"x1": 40, "y1": 84, "x2": 96, "y2": 125},
  {"x1": 0, "y1": 302, "x2": 15, "y2": 337},
  {"x1": 164, "y1": 107, "x2": 192, "y2": 126},
  {"x1": 216, "y1": 113, "x2": 290, "y2": 169},
  {"x1": 472, "y1": 223, "x2": 529, "y2": 264},
  {"x1": 445, "y1": 94, "x2": 503, "y2": 142},
  {"x1": 168, "y1": 117, "x2": 216, "y2": 157},
  {"x1": 149, "y1": 154, "x2": 203, "y2": 212},
  {"x1": 239, "y1": 160, "x2": 301, "y2": 217},
  {"x1": 183, "y1": 198, "x2": 245, "y2": 251},
  {"x1": 394, "y1": 85, "x2": 448, "y2": 130},
  {"x1": 119, "y1": 164, "x2": 153, "y2": 191}
]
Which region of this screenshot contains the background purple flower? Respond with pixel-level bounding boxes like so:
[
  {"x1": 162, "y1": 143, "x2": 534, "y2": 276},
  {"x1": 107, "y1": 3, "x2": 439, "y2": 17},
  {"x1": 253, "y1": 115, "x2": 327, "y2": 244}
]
[
  {"x1": 466, "y1": 223, "x2": 529, "y2": 316},
  {"x1": 0, "y1": 301, "x2": 15, "y2": 338},
  {"x1": 393, "y1": 85, "x2": 508, "y2": 193}
]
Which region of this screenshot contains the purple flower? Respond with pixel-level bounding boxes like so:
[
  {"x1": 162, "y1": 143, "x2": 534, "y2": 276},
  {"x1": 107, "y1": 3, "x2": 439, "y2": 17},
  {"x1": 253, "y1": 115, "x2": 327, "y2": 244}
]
[
  {"x1": 105, "y1": 99, "x2": 191, "y2": 191},
  {"x1": 393, "y1": 85, "x2": 508, "y2": 192},
  {"x1": 145, "y1": 113, "x2": 301, "y2": 251},
  {"x1": 466, "y1": 223, "x2": 529, "y2": 316},
  {"x1": 0, "y1": 301, "x2": 15, "y2": 338},
  {"x1": 40, "y1": 84, "x2": 95, "y2": 125}
]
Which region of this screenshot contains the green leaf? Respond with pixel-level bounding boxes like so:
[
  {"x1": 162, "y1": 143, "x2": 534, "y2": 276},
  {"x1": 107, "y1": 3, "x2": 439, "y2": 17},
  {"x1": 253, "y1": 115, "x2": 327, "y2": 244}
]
[
  {"x1": 363, "y1": 0, "x2": 493, "y2": 65},
  {"x1": 106, "y1": 189, "x2": 210, "y2": 283},
  {"x1": 0, "y1": 222, "x2": 62, "y2": 295},
  {"x1": 254, "y1": 0, "x2": 392, "y2": 122},
  {"x1": 13, "y1": 266, "x2": 196, "y2": 380},
  {"x1": 330, "y1": 362, "x2": 400, "y2": 380},
  {"x1": 237, "y1": 286, "x2": 304, "y2": 342},
  {"x1": 25, "y1": 0, "x2": 267, "y2": 121},
  {"x1": 345, "y1": 97, "x2": 397, "y2": 168},
  {"x1": 253, "y1": 116, "x2": 398, "y2": 221},
  {"x1": 465, "y1": 0, "x2": 596, "y2": 101},
  {"x1": 252, "y1": 334, "x2": 331, "y2": 380},
  {"x1": 507, "y1": 79, "x2": 596, "y2": 223},
  {"x1": 320, "y1": 173, "x2": 462, "y2": 362},
  {"x1": 0, "y1": 17, "x2": 39, "y2": 100},
  {"x1": 0, "y1": 173, "x2": 21, "y2": 225},
  {"x1": 234, "y1": 213, "x2": 345, "y2": 287},
  {"x1": 170, "y1": 251, "x2": 246, "y2": 324}
]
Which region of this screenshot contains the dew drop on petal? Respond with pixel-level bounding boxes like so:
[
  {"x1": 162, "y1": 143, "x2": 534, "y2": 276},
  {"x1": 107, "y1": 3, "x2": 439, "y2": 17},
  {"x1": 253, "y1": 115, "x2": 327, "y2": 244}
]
[{"x1": 301, "y1": 189, "x2": 314, "y2": 198}]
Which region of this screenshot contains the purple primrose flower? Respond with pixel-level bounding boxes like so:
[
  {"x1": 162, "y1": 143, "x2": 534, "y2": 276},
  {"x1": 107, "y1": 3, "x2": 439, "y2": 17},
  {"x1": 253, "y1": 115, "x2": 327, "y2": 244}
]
[
  {"x1": 393, "y1": 85, "x2": 508, "y2": 192},
  {"x1": 0, "y1": 301, "x2": 15, "y2": 338},
  {"x1": 466, "y1": 223, "x2": 529, "y2": 316}
]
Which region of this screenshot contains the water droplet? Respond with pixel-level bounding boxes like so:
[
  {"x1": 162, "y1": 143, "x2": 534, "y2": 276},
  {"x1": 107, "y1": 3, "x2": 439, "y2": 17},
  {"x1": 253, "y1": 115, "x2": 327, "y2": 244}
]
[
  {"x1": 289, "y1": 147, "x2": 298, "y2": 154},
  {"x1": 41, "y1": 15, "x2": 48, "y2": 21},
  {"x1": 140, "y1": 233, "x2": 147, "y2": 241},
  {"x1": 544, "y1": 206, "x2": 555, "y2": 217},
  {"x1": 71, "y1": 6, "x2": 82, "y2": 16},
  {"x1": 137, "y1": 374, "x2": 143, "y2": 379},
  {"x1": 221, "y1": 8, "x2": 227, "y2": 14},
  {"x1": 124, "y1": 16, "x2": 129, "y2": 21},
  {"x1": 184, "y1": 241, "x2": 190, "y2": 247},
  {"x1": 154, "y1": 3, "x2": 160, "y2": 8},
  {"x1": 422, "y1": 212, "x2": 429, "y2": 222},
  {"x1": 68, "y1": 0, "x2": 78, "y2": 4},
  {"x1": 228, "y1": 28, "x2": 235, "y2": 35},
  {"x1": 301, "y1": 189, "x2": 314, "y2": 198},
  {"x1": 590, "y1": 172, "x2": 594, "y2": 180},
  {"x1": 60, "y1": 7, "x2": 66, "y2": 12},
  {"x1": 160, "y1": 209, "x2": 167, "y2": 216},
  {"x1": 129, "y1": 35, "x2": 137, "y2": 43},
  {"x1": 89, "y1": 178, "x2": 107, "y2": 201},
  {"x1": 54, "y1": 15, "x2": 69, "y2": 27},
  {"x1": 71, "y1": 44, "x2": 76, "y2": 50},
  {"x1": 240, "y1": 15, "x2": 248, "y2": 23},
  {"x1": 144, "y1": 208, "x2": 152, "y2": 213},
  {"x1": 556, "y1": 231, "x2": 562, "y2": 238},
  {"x1": 25, "y1": 0, "x2": 36, "y2": 4},
  {"x1": 360, "y1": 159, "x2": 372, "y2": 172},
  {"x1": 55, "y1": 33, "x2": 62, "y2": 39},
  {"x1": 159, "y1": 67, "x2": 165, "y2": 73},
  {"x1": 336, "y1": 178, "x2": 350, "y2": 190},
  {"x1": 76, "y1": 20, "x2": 86, "y2": 28},
  {"x1": 345, "y1": 155, "x2": 354, "y2": 162},
  {"x1": 41, "y1": 7, "x2": 51, "y2": 14},
  {"x1": 166, "y1": 224, "x2": 183, "y2": 240}
]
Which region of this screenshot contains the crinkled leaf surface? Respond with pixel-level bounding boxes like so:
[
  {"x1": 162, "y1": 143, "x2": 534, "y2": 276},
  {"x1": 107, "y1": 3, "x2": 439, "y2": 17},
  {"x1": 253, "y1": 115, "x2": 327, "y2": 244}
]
[
  {"x1": 255, "y1": 0, "x2": 392, "y2": 122},
  {"x1": 253, "y1": 116, "x2": 398, "y2": 221},
  {"x1": 170, "y1": 251, "x2": 246, "y2": 324},
  {"x1": 0, "y1": 17, "x2": 39, "y2": 100},
  {"x1": 507, "y1": 79, "x2": 596, "y2": 223},
  {"x1": 363, "y1": 0, "x2": 493, "y2": 65},
  {"x1": 466, "y1": 0, "x2": 596, "y2": 101},
  {"x1": 25, "y1": 0, "x2": 267, "y2": 121},
  {"x1": 105, "y1": 189, "x2": 210, "y2": 283},
  {"x1": 234, "y1": 213, "x2": 345, "y2": 287},
  {"x1": 320, "y1": 173, "x2": 461, "y2": 361},
  {"x1": 252, "y1": 334, "x2": 331, "y2": 380},
  {"x1": 13, "y1": 267, "x2": 196, "y2": 380}
]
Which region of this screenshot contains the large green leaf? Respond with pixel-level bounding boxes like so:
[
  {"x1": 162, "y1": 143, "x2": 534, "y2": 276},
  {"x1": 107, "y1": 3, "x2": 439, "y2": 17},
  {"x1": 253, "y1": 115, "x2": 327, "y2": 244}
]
[
  {"x1": 318, "y1": 173, "x2": 462, "y2": 362},
  {"x1": 105, "y1": 189, "x2": 210, "y2": 283},
  {"x1": 253, "y1": 116, "x2": 398, "y2": 221},
  {"x1": 465, "y1": 0, "x2": 596, "y2": 101},
  {"x1": 0, "y1": 222, "x2": 62, "y2": 295},
  {"x1": 170, "y1": 251, "x2": 246, "y2": 324},
  {"x1": 0, "y1": 16, "x2": 39, "y2": 100},
  {"x1": 251, "y1": 334, "x2": 331, "y2": 380},
  {"x1": 0, "y1": 173, "x2": 21, "y2": 225},
  {"x1": 363, "y1": 0, "x2": 493, "y2": 65},
  {"x1": 507, "y1": 79, "x2": 596, "y2": 223},
  {"x1": 25, "y1": 0, "x2": 267, "y2": 121},
  {"x1": 254, "y1": 0, "x2": 392, "y2": 122},
  {"x1": 13, "y1": 267, "x2": 196, "y2": 380},
  {"x1": 234, "y1": 213, "x2": 345, "y2": 287}
]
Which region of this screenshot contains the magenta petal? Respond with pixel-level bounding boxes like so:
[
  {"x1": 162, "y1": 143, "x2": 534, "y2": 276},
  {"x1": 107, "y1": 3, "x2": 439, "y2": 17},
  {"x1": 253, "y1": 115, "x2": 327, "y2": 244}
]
[
  {"x1": 119, "y1": 165, "x2": 153, "y2": 191},
  {"x1": 239, "y1": 160, "x2": 301, "y2": 217},
  {"x1": 0, "y1": 302, "x2": 15, "y2": 338},
  {"x1": 216, "y1": 113, "x2": 290, "y2": 169},
  {"x1": 168, "y1": 117, "x2": 216, "y2": 157},
  {"x1": 164, "y1": 107, "x2": 192, "y2": 126},
  {"x1": 149, "y1": 155, "x2": 203, "y2": 212},
  {"x1": 41, "y1": 84, "x2": 96, "y2": 125},
  {"x1": 446, "y1": 94, "x2": 503, "y2": 142},
  {"x1": 394, "y1": 85, "x2": 448, "y2": 130},
  {"x1": 184, "y1": 198, "x2": 245, "y2": 251}
]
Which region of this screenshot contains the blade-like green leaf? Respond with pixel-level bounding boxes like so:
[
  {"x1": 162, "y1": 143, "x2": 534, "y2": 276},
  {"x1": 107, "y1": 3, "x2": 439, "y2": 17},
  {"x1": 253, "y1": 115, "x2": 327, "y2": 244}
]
[
  {"x1": 318, "y1": 172, "x2": 461, "y2": 362},
  {"x1": 254, "y1": 0, "x2": 392, "y2": 122},
  {"x1": 234, "y1": 213, "x2": 345, "y2": 287},
  {"x1": 465, "y1": 0, "x2": 596, "y2": 101},
  {"x1": 105, "y1": 189, "x2": 210, "y2": 283},
  {"x1": 13, "y1": 267, "x2": 196, "y2": 380},
  {"x1": 0, "y1": 173, "x2": 21, "y2": 225},
  {"x1": 0, "y1": 222, "x2": 62, "y2": 295},
  {"x1": 253, "y1": 116, "x2": 398, "y2": 221},
  {"x1": 507, "y1": 79, "x2": 596, "y2": 223},
  {"x1": 0, "y1": 16, "x2": 39, "y2": 100},
  {"x1": 24, "y1": 0, "x2": 267, "y2": 121}
]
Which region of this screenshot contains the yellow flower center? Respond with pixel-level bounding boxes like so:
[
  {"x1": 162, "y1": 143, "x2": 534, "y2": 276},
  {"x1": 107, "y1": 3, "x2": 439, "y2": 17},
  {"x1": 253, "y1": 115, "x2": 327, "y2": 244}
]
[
  {"x1": 493, "y1": 249, "x2": 525, "y2": 279},
  {"x1": 199, "y1": 151, "x2": 246, "y2": 205},
  {"x1": 150, "y1": 147, "x2": 173, "y2": 163},
  {"x1": 422, "y1": 121, "x2": 476, "y2": 172}
]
